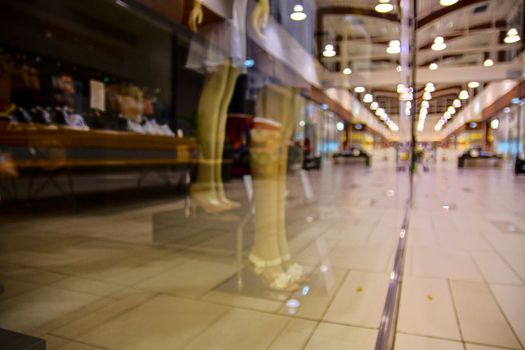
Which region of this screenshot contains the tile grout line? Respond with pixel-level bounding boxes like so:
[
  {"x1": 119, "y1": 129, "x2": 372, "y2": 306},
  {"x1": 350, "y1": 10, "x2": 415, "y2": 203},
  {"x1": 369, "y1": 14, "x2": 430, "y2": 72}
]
[
  {"x1": 301, "y1": 268, "x2": 352, "y2": 350},
  {"x1": 448, "y1": 279, "x2": 471, "y2": 350}
]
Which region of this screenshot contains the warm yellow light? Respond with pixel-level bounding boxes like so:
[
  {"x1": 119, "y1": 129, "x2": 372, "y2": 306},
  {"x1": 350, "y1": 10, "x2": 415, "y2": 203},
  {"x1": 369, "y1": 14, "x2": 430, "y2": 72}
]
[
  {"x1": 432, "y1": 36, "x2": 446, "y2": 51},
  {"x1": 323, "y1": 44, "x2": 336, "y2": 57},
  {"x1": 504, "y1": 28, "x2": 520, "y2": 44},
  {"x1": 468, "y1": 81, "x2": 480, "y2": 88},
  {"x1": 354, "y1": 86, "x2": 365, "y2": 93},
  {"x1": 453, "y1": 99, "x2": 461, "y2": 108},
  {"x1": 429, "y1": 63, "x2": 438, "y2": 70},
  {"x1": 343, "y1": 67, "x2": 352, "y2": 75},
  {"x1": 440, "y1": 0, "x2": 458, "y2": 6},
  {"x1": 363, "y1": 93, "x2": 373, "y2": 103},
  {"x1": 483, "y1": 58, "x2": 494, "y2": 67},
  {"x1": 290, "y1": 4, "x2": 307, "y2": 21},
  {"x1": 425, "y1": 82, "x2": 435, "y2": 92},
  {"x1": 459, "y1": 89, "x2": 469, "y2": 100},
  {"x1": 423, "y1": 91, "x2": 432, "y2": 100},
  {"x1": 375, "y1": 1, "x2": 394, "y2": 13}
]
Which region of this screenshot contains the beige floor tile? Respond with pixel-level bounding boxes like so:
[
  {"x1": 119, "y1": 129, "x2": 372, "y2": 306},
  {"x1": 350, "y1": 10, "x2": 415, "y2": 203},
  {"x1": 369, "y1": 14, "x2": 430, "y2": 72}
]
[
  {"x1": 268, "y1": 318, "x2": 318, "y2": 350},
  {"x1": 45, "y1": 335, "x2": 105, "y2": 350},
  {"x1": 136, "y1": 258, "x2": 236, "y2": 298},
  {"x1": 0, "y1": 287, "x2": 101, "y2": 335},
  {"x1": 79, "y1": 253, "x2": 186, "y2": 286},
  {"x1": 395, "y1": 333, "x2": 463, "y2": 350},
  {"x1": 0, "y1": 278, "x2": 40, "y2": 301},
  {"x1": 0, "y1": 267, "x2": 67, "y2": 285},
  {"x1": 465, "y1": 345, "x2": 513, "y2": 350},
  {"x1": 49, "y1": 277, "x2": 126, "y2": 298},
  {"x1": 184, "y1": 308, "x2": 290, "y2": 350},
  {"x1": 279, "y1": 266, "x2": 347, "y2": 320},
  {"x1": 398, "y1": 277, "x2": 461, "y2": 340},
  {"x1": 52, "y1": 289, "x2": 155, "y2": 339},
  {"x1": 323, "y1": 271, "x2": 389, "y2": 328},
  {"x1": 326, "y1": 243, "x2": 393, "y2": 272},
  {"x1": 500, "y1": 252, "x2": 525, "y2": 282},
  {"x1": 470, "y1": 251, "x2": 522, "y2": 285},
  {"x1": 304, "y1": 322, "x2": 377, "y2": 350},
  {"x1": 408, "y1": 246, "x2": 484, "y2": 281},
  {"x1": 490, "y1": 284, "x2": 525, "y2": 346},
  {"x1": 77, "y1": 295, "x2": 229, "y2": 350},
  {"x1": 202, "y1": 290, "x2": 283, "y2": 312},
  {"x1": 450, "y1": 280, "x2": 520, "y2": 349}
]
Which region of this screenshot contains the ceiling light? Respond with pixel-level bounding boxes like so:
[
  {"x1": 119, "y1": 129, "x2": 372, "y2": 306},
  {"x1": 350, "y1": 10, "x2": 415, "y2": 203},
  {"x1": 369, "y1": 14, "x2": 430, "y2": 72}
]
[
  {"x1": 354, "y1": 86, "x2": 365, "y2": 93},
  {"x1": 423, "y1": 91, "x2": 432, "y2": 100},
  {"x1": 504, "y1": 28, "x2": 521, "y2": 44},
  {"x1": 448, "y1": 106, "x2": 456, "y2": 114},
  {"x1": 375, "y1": 0, "x2": 394, "y2": 13},
  {"x1": 376, "y1": 108, "x2": 385, "y2": 116},
  {"x1": 490, "y1": 119, "x2": 499, "y2": 129},
  {"x1": 444, "y1": 111, "x2": 451, "y2": 119},
  {"x1": 290, "y1": 4, "x2": 307, "y2": 21},
  {"x1": 459, "y1": 90, "x2": 469, "y2": 100},
  {"x1": 386, "y1": 40, "x2": 401, "y2": 54},
  {"x1": 429, "y1": 62, "x2": 438, "y2": 70},
  {"x1": 370, "y1": 102, "x2": 379, "y2": 110},
  {"x1": 440, "y1": 0, "x2": 458, "y2": 6},
  {"x1": 323, "y1": 44, "x2": 336, "y2": 57},
  {"x1": 468, "y1": 81, "x2": 480, "y2": 89},
  {"x1": 396, "y1": 65, "x2": 402, "y2": 72},
  {"x1": 397, "y1": 84, "x2": 406, "y2": 93},
  {"x1": 406, "y1": 101, "x2": 412, "y2": 109},
  {"x1": 343, "y1": 67, "x2": 352, "y2": 75},
  {"x1": 336, "y1": 121, "x2": 345, "y2": 131},
  {"x1": 431, "y1": 36, "x2": 446, "y2": 51},
  {"x1": 425, "y1": 82, "x2": 435, "y2": 92},
  {"x1": 379, "y1": 113, "x2": 388, "y2": 120},
  {"x1": 453, "y1": 99, "x2": 461, "y2": 108},
  {"x1": 363, "y1": 93, "x2": 373, "y2": 103},
  {"x1": 421, "y1": 100, "x2": 429, "y2": 108},
  {"x1": 483, "y1": 58, "x2": 494, "y2": 67}
]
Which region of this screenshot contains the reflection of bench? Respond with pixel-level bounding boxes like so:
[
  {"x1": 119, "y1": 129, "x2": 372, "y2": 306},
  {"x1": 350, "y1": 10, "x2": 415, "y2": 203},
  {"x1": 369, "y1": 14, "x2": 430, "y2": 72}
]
[
  {"x1": 334, "y1": 150, "x2": 371, "y2": 166},
  {"x1": 0, "y1": 125, "x2": 198, "y2": 200},
  {"x1": 458, "y1": 153, "x2": 503, "y2": 168}
]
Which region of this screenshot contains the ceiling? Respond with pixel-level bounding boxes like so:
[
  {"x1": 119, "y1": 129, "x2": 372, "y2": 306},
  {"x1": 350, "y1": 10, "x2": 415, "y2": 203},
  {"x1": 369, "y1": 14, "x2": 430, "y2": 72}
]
[{"x1": 316, "y1": 0, "x2": 524, "y2": 138}]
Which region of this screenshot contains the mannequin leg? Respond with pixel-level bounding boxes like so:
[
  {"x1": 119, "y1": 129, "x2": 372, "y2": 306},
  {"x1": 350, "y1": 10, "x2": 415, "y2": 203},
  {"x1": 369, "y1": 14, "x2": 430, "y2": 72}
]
[
  {"x1": 249, "y1": 126, "x2": 296, "y2": 290},
  {"x1": 214, "y1": 63, "x2": 240, "y2": 208},
  {"x1": 192, "y1": 64, "x2": 230, "y2": 212},
  {"x1": 276, "y1": 91, "x2": 297, "y2": 264}
]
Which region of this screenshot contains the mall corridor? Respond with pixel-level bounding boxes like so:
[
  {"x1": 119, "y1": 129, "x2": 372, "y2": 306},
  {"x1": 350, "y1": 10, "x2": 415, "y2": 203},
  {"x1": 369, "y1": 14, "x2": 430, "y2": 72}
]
[{"x1": 1, "y1": 0, "x2": 525, "y2": 349}]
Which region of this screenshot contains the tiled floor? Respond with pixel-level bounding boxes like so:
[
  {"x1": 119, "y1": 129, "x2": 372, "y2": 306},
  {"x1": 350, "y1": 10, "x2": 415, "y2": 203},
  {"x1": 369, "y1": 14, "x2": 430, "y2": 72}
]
[{"x1": 0, "y1": 159, "x2": 524, "y2": 349}]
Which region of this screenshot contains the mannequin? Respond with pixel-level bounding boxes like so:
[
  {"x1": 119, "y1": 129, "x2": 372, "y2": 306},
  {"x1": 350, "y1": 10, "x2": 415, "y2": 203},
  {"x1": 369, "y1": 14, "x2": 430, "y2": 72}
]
[
  {"x1": 248, "y1": 86, "x2": 307, "y2": 291},
  {"x1": 118, "y1": 86, "x2": 146, "y2": 134},
  {"x1": 188, "y1": 0, "x2": 269, "y2": 213}
]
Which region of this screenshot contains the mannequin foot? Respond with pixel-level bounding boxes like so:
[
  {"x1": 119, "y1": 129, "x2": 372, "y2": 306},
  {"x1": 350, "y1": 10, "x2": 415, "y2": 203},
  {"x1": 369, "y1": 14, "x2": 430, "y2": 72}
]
[
  {"x1": 191, "y1": 187, "x2": 232, "y2": 214},
  {"x1": 251, "y1": 263, "x2": 299, "y2": 292},
  {"x1": 282, "y1": 261, "x2": 310, "y2": 284},
  {"x1": 219, "y1": 197, "x2": 241, "y2": 209}
]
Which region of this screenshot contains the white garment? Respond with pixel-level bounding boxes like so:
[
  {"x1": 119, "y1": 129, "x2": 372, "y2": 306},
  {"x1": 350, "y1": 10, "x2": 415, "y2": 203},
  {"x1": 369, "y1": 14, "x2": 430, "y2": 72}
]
[
  {"x1": 143, "y1": 118, "x2": 163, "y2": 135},
  {"x1": 66, "y1": 114, "x2": 89, "y2": 130},
  {"x1": 186, "y1": 0, "x2": 248, "y2": 73},
  {"x1": 127, "y1": 119, "x2": 146, "y2": 134}
]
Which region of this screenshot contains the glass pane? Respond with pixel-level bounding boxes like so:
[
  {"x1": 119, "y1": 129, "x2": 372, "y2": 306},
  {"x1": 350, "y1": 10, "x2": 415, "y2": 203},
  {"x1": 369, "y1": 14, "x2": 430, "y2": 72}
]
[{"x1": 0, "y1": 1, "x2": 523, "y2": 349}]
